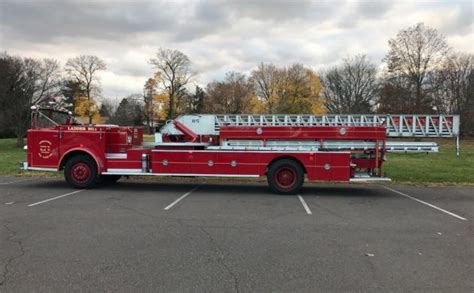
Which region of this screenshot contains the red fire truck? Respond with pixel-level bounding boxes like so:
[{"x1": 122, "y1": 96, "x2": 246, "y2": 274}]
[{"x1": 21, "y1": 107, "x2": 455, "y2": 194}]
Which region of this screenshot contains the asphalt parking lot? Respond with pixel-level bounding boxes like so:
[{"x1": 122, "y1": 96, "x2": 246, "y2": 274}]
[{"x1": 0, "y1": 176, "x2": 473, "y2": 292}]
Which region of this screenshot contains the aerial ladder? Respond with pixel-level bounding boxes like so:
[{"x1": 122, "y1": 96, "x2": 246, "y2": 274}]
[{"x1": 160, "y1": 114, "x2": 460, "y2": 153}]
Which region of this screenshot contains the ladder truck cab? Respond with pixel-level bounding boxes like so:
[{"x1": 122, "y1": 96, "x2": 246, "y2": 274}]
[{"x1": 21, "y1": 107, "x2": 459, "y2": 194}]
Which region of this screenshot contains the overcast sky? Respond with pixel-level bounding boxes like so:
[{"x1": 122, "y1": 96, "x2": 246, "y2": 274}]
[{"x1": 1, "y1": 0, "x2": 473, "y2": 100}]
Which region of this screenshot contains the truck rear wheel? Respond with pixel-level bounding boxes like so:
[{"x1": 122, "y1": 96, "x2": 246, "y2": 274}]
[
  {"x1": 64, "y1": 154, "x2": 99, "y2": 189},
  {"x1": 267, "y1": 159, "x2": 304, "y2": 194}
]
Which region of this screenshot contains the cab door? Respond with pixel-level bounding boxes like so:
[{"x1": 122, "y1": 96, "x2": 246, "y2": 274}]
[{"x1": 27, "y1": 128, "x2": 60, "y2": 168}]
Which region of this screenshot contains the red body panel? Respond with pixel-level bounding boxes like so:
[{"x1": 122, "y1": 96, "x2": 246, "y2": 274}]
[
  {"x1": 313, "y1": 152, "x2": 351, "y2": 180},
  {"x1": 219, "y1": 126, "x2": 386, "y2": 141},
  {"x1": 107, "y1": 148, "x2": 151, "y2": 170},
  {"x1": 59, "y1": 126, "x2": 107, "y2": 172},
  {"x1": 150, "y1": 150, "x2": 351, "y2": 181},
  {"x1": 27, "y1": 128, "x2": 60, "y2": 168},
  {"x1": 27, "y1": 125, "x2": 144, "y2": 172}
]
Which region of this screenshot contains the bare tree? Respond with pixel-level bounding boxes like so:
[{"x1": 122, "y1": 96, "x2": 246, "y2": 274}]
[
  {"x1": 432, "y1": 53, "x2": 473, "y2": 135},
  {"x1": 0, "y1": 55, "x2": 33, "y2": 145},
  {"x1": 0, "y1": 54, "x2": 62, "y2": 146},
  {"x1": 65, "y1": 55, "x2": 106, "y2": 124},
  {"x1": 383, "y1": 23, "x2": 450, "y2": 112},
  {"x1": 433, "y1": 53, "x2": 473, "y2": 112},
  {"x1": 251, "y1": 63, "x2": 279, "y2": 113},
  {"x1": 149, "y1": 48, "x2": 193, "y2": 119},
  {"x1": 377, "y1": 77, "x2": 413, "y2": 114},
  {"x1": 33, "y1": 58, "x2": 61, "y2": 105},
  {"x1": 322, "y1": 55, "x2": 378, "y2": 114},
  {"x1": 205, "y1": 71, "x2": 254, "y2": 114}
]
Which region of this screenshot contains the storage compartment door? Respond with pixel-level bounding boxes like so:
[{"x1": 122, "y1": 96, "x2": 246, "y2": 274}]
[{"x1": 314, "y1": 153, "x2": 351, "y2": 181}]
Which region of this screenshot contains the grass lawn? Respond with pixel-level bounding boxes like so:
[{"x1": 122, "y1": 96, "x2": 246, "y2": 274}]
[
  {"x1": 1, "y1": 137, "x2": 472, "y2": 185},
  {"x1": 0, "y1": 138, "x2": 27, "y2": 176},
  {"x1": 383, "y1": 138, "x2": 474, "y2": 185}
]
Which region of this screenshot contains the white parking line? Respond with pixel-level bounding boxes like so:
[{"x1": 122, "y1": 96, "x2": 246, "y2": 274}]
[
  {"x1": 384, "y1": 186, "x2": 467, "y2": 221},
  {"x1": 298, "y1": 195, "x2": 312, "y2": 215},
  {"x1": 28, "y1": 190, "x2": 85, "y2": 207},
  {"x1": 0, "y1": 178, "x2": 34, "y2": 185},
  {"x1": 164, "y1": 185, "x2": 200, "y2": 210}
]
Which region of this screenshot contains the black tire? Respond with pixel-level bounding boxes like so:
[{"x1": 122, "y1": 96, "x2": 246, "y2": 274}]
[
  {"x1": 100, "y1": 175, "x2": 121, "y2": 184},
  {"x1": 64, "y1": 154, "x2": 99, "y2": 189},
  {"x1": 267, "y1": 159, "x2": 304, "y2": 194}
]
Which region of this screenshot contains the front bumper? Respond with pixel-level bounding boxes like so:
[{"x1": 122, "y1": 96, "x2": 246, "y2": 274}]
[{"x1": 19, "y1": 162, "x2": 28, "y2": 170}]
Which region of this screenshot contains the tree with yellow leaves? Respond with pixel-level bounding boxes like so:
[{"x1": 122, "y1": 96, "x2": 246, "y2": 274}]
[
  {"x1": 251, "y1": 63, "x2": 279, "y2": 113},
  {"x1": 274, "y1": 64, "x2": 325, "y2": 114},
  {"x1": 74, "y1": 96, "x2": 101, "y2": 124},
  {"x1": 251, "y1": 63, "x2": 324, "y2": 114},
  {"x1": 247, "y1": 95, "x2": 267, "y2": 114},
  {"x1": 153, "y1": 91, "x2": 169, "y2": 121},
  {"x1": 143, "y1": 77, "x2": 158, "y2": 132}
]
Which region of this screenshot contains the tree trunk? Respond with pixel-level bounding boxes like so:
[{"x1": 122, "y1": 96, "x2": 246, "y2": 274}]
[
  {"x1": 15, "y1": 127, "x2": 25, "y2": 147},
  {"x1": 16, "y1": 136, "x2": 24, "y2": 147},
  {"x1": 87, "y1": 87, "x2": 93, "y2": 124},
  {"x1": 15, "y1": 109, "x2": 29, "y2": 147},
  {"x1": 168, "y1": 92, "x2": 174, "y2": 119},
  {"x1": 415, "y1": 80, "x2": 423, "y2": 113}
]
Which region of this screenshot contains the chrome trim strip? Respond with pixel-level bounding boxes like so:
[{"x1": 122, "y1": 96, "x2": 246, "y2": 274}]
[
  {"x1": 101, "y1": 171, "x2": 260, "y2": 177},
  {"x1": 151, "y1": 149, "x2": 350, "y2": 154},
  {"x1": 105, "y1": 153, "x2": 128, "y2": 159},
  {"x1": 349, "y1": 177, "x2": 392, "y2": 182},
  {"x1": 106, "y1": 168, "x2": 142, "y2": 172},
  {"x1": 143, "y1": 142, "x2": 210, "y2": 147},
  {"x1": 27, "y1": 167, "x2": 58, "y2": 172}
]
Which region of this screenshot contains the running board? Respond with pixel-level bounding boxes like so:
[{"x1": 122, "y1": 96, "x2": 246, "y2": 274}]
[
  {"x1": 19, "y1": 162, "x2": 57, "y2": 172},
  {"x1": 102, "y1": 170, "x2": 259, "y2": 177},
  {"x1": 350, "y1": 176, "x2": 392, "y2": 183}
]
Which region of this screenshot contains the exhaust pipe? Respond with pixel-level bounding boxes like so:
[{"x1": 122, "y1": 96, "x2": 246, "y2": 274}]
[{"x1": 141, "y1": 154, "x2": 149, "y2": 173}]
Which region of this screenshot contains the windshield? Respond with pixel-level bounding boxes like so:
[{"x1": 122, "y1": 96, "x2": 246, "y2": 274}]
[{"x1": 36, "y1": 109, "x2": 79, "y2": 128}]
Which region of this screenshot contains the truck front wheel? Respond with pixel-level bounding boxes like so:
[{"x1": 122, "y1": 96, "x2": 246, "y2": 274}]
[
  {"x1": 267, "y1": 159, "x2": 304, "y2": 194},
  {"x1": 64, "y1": 155, "x2": 99, "y2": 189}
]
